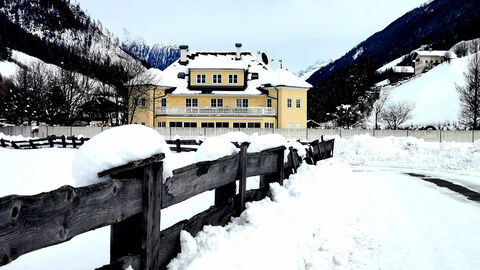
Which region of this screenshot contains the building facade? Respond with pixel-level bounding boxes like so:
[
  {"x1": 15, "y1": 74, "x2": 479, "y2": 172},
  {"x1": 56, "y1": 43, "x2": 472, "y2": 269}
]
[
  {"x1": 130, "y1": 44, "x2": 311, "y2": 129},
  {"x1": 414, "y1": 51, "x2": 451, "y2": 75}
]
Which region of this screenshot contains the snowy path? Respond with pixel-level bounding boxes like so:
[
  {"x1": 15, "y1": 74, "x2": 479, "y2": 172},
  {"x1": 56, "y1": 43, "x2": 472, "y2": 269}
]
[{"x1": 168, "y1": 161, "x2": 480, "y2": 270}]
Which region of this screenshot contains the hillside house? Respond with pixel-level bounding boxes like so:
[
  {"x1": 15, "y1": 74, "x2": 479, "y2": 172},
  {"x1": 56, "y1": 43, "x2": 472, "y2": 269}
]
[
  {"x1": 414, "y1": 50, "x2": 452, "y2": 75},
  {"x1": 129, "y1": 44, "x2": 312, "y2": 129}
]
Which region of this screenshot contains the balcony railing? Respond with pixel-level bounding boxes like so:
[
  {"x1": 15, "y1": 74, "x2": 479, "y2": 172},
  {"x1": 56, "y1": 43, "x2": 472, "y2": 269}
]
[{"x1": 157, "y1": 106, "x2": 276, "y2": 117}]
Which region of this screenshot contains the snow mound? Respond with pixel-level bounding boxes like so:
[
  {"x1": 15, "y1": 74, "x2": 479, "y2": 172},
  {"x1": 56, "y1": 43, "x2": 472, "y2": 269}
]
[
  {"x1": 247, "y1": 134, "x2": 287, "y2": 153},
  {"x1": 72, "y1": 125, "x2": 171, "y2": 186},
  {"x1": 0, "y1": 132, "x2": 38, "y2": 141},
  {"x1": 194, "y1": 137, "x2": 239, "y2": 162},
  {"x1": 218, "y1": 132, "x2": 253, "y2": 144},
  {"x1": 334, "y1": 135, "x2": 480, "y2": 173}
]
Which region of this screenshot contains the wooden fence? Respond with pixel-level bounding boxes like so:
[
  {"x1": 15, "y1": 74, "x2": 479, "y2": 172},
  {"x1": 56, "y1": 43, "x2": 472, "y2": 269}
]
[
  {"x1": 0, "y1": 138, "x2": 334, "y2": 270},
  {"x1": 0, "y1": 135, "x2": 89, "y2": 149}
]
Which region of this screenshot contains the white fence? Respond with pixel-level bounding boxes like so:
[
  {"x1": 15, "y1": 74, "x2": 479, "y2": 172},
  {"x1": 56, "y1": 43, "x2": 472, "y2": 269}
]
[{"x1": 1, "y1": 126, "x2": 478, "y2": 143}]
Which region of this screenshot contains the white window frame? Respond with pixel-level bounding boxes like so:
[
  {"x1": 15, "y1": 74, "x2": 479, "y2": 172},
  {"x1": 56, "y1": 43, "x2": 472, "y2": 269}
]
[
  {"x1": 186, "y1": 98, "x2": 198, "y2": 107},
  {"x1": 236, "y1": 98, "x2": 249, "y2": 108},
  {"x1": 287, "y1": 98, "x2": 292, "y2": 108},
  {"x1": 267, "y1": 98, "x2": 272, "y2": 108},
  {"x1": 161, "y1": 97, "x2": 167, "y2": 107},
  {"x1": 296, "y1": 123, "x2": 301, "y2": 129},
  {"x1": 211, "y1": 98, "x2": 224, "y2": 107},
  {"x1": 287, "y1": 123, "x2": 293, "y2": 129},
  {"x1": 213, "y1": 74, "x2": 222, "y2": 84},
  {"x1": 228, "y1": 74, "x2": 238, "y2": 84},
  {"x1": 157, "y1": 121, "x2": 166, "y2": 127},
  {"x1": 196, "y1": 74, "x2": 206, "y2": 84},
  {"x1": 296, "y1": 99, "x2": 301, "y2": 109}
]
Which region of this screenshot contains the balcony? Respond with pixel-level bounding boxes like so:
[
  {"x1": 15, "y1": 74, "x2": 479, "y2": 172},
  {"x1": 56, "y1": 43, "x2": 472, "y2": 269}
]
[{"x1": 157, "y1": 106, "x2": 276, "y2": 117}]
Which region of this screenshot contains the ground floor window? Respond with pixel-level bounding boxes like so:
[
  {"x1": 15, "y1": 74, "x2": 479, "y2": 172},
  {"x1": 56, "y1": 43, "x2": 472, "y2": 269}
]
[
  {"x1": 264, "y1": 122, "x2": 274, "y2": 128},
  {"x1": 170, "y1": 122, "x2": 183, "y2": 127},
  {"x1": 233, "y1": 122, "x2": 247, "y2": 128},
  {"x1": 216, "y1": 122, "x2": 229, "y2": 128},
  {"x1": 248, "y1": 122, "x2": 261, "y2": 128},
  {"x1": 296, "y1": 123, "x2": 302, "y2": 129},
  {"x1": 201, "y1": 122, "x2": 215, "y2": 128},
  {"x1": 184, "y1": 122, "x2": 198, "y2": 128},
  {"x1": 157, "y1": 121, "x2": 166, "y2": 127}
]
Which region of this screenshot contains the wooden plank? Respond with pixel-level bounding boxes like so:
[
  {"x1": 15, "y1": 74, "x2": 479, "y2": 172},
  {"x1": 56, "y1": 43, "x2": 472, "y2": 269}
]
[
  {"x1": 158, "y1": 198, "x2": 236, "y2": 268},
  {"x1": 96, "y1": 255, "x2": 140, "y2": 270},
  {"x1": 215, "y1": 183, "x2": 236, "y2": 206},
  {"x1": 290, "y1": 147, "x2": 298, "y2": 173},
  {"x1": 98, "y1": 154, "x2": 165, "y2": 178},
  {"x1": 237, "y1": 143, "x2": 248, "y2": 213},
  {"x1": 140, "y1": 162, "x2": 163, "y2": 270},
  {"x1": 245, "y1": 146, "x2": 285, "y2": 177},
  {"x1": 28, "y1": 140, "x2": 36, "y2": 149},
  {"x1": 0, "y1": 178, "x2": 143, "y2": 266},
  {"x1": 0, "y1": 139, "x2": 5, "y2": 148},
  {"x1": 48, "y1": 136, "x2": 55, "y2": 148},
  {"x1": 110, "y1": 214, "x2": 142, "y2": 263},
  {"x1": 162, "y1": 154, "x2": 240, "y2": 208}
]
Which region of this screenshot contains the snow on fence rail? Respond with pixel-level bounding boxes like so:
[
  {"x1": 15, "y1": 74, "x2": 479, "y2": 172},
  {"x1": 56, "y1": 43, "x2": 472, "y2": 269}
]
[
  {"x1": 1, "y1": 126, "x2": 478, "y2": 143},
  {"x1": 0, "y1": 139, "x2": 334, "y2": 270}
]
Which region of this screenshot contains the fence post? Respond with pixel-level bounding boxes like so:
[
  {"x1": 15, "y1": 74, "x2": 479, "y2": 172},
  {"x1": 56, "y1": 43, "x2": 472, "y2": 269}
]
[
  {"x1": 109, "y1": 162, "x2": 163, "y2": 270},
  {"x1": 473, "y1": 130, "x2": 475, "y2": 143},
  {"x1": 339, "y1": 128, "x2": 342, "y2": 138},
  {"x1": 0, "y1": 138, "x2": 5, "y2": 148},
  {"x1": 72, "y1": 136, "x2": 77, "y2": 148},
  {"x1": 237, "y1": 142, "x2": 249, "y2": 213},
  {"x1": 305, "y1": 128, "x2": 308, "y2": 141},
  {"x1": 169, "y1": 126, "x2": 172, "y2": 140},
  {"x1": 61, "y1": 135, "x2": 66, "y2": 148},
  {"x1": 439, "y1": 129, "x2": 442, "y2": 143},
  {"x1": 175, "y1": 139, "x2": 182, "y2": 153},
  {"x1": 289, "y1": 147, "x2": 298, "y2": 174},
  {"x1": 140, "y1": 162, "x2": 163, "y2": 269}
]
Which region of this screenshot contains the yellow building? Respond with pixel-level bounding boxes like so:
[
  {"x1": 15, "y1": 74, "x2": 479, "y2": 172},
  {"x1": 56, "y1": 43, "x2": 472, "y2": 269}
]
[{"x1": 129, "y1": 44, "x2": 312, "y2": 129}]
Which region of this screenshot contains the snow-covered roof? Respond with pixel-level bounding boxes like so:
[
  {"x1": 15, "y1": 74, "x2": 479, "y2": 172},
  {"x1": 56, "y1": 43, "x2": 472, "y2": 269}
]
[
  {"x1": 415, "y1": 51, "x2": 450, "y2": 57},
  {"x1": 392, "y1": 66, "x2": 414, "y2": 74},
  {"x1": 126, "y1": 68, "x2": 170, "y2": 87},
  {"x1": 155, "y1": 50, "x2": 311, "y2": 96}
]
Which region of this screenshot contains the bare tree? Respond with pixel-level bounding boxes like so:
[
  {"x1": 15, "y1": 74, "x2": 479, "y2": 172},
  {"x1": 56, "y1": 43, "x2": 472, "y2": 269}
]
[
  {"x1": 122, "y1": 65, "x2": 157, "y2": 124},
  {"x1": 454, "y1": 42, "x2": 469, "y2": 58},
  {"x1": 456, "y1": 53, "x2": 480, "y2": 129},
  {"x1": 372, "y1": 91, "x2": 389, "y2": 129},
  {"x1": 382, "y1": 102, "x2": 415, "y2": 130}
]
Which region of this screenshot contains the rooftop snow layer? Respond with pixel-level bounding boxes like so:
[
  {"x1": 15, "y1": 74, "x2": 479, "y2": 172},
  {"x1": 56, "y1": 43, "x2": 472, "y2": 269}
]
[{"x1": 156, "y1": 51, "x2": 310, "y2": 96}]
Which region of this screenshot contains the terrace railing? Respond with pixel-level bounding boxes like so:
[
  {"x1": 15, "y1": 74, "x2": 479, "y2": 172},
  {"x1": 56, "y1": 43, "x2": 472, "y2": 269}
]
[{"x1": 157, "y1": 106, "x2": 276, "y2": 117}]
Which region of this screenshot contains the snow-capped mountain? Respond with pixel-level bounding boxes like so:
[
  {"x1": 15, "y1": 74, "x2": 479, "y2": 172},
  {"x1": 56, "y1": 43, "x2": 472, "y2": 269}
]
[
  {"x1": 122, "y1": 39, "x2": 180, "y2": 71},
  {"x1": 296, "y1": 59, "x2": 332, "y2": 80}
]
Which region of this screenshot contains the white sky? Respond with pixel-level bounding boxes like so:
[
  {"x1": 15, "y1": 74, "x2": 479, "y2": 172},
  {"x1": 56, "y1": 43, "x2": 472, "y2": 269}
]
[{"x1": 74, "y1": 0, "x2": 429, "y2": 72}]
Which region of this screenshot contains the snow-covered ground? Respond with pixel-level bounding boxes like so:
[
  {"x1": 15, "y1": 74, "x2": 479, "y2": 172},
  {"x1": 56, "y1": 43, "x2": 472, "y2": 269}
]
[{"x1": 1, "y1": 132, "x2": 480, "y2": 270}]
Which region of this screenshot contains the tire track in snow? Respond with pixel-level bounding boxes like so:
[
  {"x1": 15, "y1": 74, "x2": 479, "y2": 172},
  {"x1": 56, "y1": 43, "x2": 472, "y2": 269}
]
[{"x1": 406, "y1": 173, "x2": 480, "y2": 202}]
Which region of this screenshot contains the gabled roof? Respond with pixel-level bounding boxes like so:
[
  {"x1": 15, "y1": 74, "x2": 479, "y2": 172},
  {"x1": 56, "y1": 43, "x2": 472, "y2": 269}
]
[{"x1": 152, "y1": 50, "x2": 311, "y2": 95}]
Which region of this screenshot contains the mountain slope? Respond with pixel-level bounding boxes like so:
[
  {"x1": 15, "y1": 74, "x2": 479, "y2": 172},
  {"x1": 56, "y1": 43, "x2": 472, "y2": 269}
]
[
  {"x1": 0, "y1": 0, "x2": 140, "y2": 83},
  {"x1": 122, "y1": 40, "x2": 180, "y2": 70},
  {"x1": 307, "y1": 0, "x2": 480, "y2": 85}
]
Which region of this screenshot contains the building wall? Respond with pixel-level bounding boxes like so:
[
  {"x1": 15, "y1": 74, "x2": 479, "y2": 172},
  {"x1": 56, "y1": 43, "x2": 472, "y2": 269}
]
[
  {"x1": 277, "y1": 88, "x2": 308, "y2": 129},
  {"x1": 190, "y1": 69, "x2": 245, "y2": 87},
  {"x1": 131, "y1": 87, "x2": 308, "y2": 129},
  {"x1": 414, "y1": 56, "x2": 446, "y2": 75}
]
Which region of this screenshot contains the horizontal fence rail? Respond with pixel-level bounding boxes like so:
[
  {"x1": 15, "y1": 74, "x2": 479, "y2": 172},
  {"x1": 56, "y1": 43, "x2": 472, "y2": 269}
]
[
  {"x1": 0, "y1": 135, "x2": 89, "y2": 149},
  {"x1": 0, "y1": 139, "x2": 334, "y2": 269},
  {"x1": 1, "y1": 126, "x2": 478, "y2": 143}
]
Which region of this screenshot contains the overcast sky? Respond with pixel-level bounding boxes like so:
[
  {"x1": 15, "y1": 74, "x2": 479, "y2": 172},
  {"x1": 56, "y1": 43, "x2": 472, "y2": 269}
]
[{"x1": 75, "y1": 0, "x2": 428, "y2": 72}]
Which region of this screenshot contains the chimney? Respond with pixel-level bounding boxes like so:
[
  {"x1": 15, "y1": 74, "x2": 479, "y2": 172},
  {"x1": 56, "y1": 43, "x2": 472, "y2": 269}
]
[
  {"x1": 235, "y1": 43, "x2": 242, "y2": 60},
  {"x1": 179, "y1": 45, "x2": 189, "y2": 65}
]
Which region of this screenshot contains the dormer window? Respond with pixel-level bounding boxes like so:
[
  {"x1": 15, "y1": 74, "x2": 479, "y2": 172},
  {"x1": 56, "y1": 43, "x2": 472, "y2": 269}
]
[
  {"x1": 196, "y1": 74, "x2": 206, "y2": 84},
  {"x1": 229, "y1": 74, "x2": 238, "y2": 84},
  {"x1": 213, "y1": 74, "x2": 222, "y2": 84}
]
